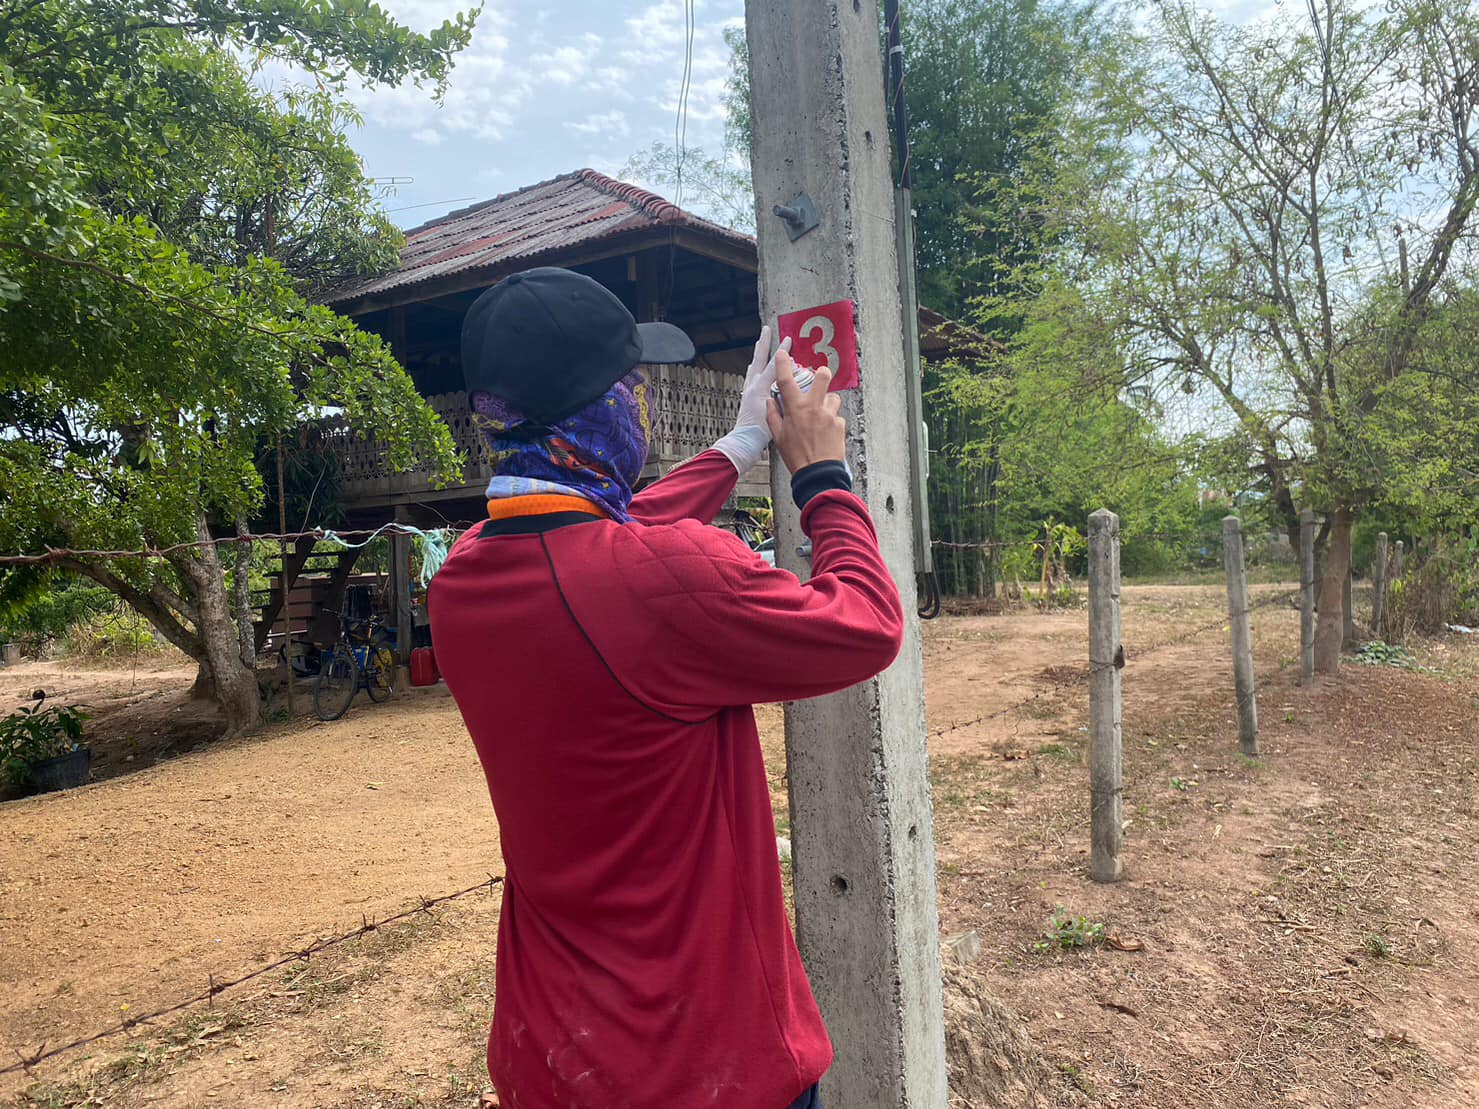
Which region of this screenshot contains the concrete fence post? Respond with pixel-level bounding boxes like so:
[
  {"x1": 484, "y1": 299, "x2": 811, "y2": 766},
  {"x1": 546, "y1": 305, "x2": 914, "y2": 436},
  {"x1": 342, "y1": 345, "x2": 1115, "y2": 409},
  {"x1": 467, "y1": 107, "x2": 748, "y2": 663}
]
[
  {"x1": 1088, "y1": 509, "x2": 1123, "y2": 882},
  {"x1": 1299, "y1": 509, "x2": 1316, "y2": 684},
  {"x1": 1394, "y1": 539, "x2": 1405, "y2": 579},
  {"x1": 1222, "y1": 517, "x2": 1259, "y2": 756},
  {"x1": 1373, "y1": 532, "x2": 1389, "y2": 639}
]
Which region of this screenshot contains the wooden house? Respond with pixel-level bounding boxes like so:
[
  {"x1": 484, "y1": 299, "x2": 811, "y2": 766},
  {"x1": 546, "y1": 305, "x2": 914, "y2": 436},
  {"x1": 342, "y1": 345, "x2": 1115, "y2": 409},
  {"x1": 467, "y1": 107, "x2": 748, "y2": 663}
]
[{"x1": 260, "y1": 170, "x2": 983, "y2": 662}]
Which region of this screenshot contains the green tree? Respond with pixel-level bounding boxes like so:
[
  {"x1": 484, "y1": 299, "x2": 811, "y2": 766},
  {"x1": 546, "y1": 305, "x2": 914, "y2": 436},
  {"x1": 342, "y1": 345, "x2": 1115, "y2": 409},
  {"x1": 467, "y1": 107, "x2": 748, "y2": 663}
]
[
  {"x1": 926, "y1": 283, "x2": 1203, "y2": 596},
  {"x1": 996, "y1": 0, "x2": 1478, "y2": 668},
  {"x1": 0, "y1": 0, "x2": 474, "y2": 733},
  {"x1": 902, "y1": 0, "x2": 1107, "y2": 318},
  {"x1": 723, "y1": 1, "x2": 1105, "y2": 318},
  {"x1": 618, "y1": 140, "x2": 755, "y2": 232},
  {"x1": 726, "y1": 1, "x2": 1128, "y2": 595}
]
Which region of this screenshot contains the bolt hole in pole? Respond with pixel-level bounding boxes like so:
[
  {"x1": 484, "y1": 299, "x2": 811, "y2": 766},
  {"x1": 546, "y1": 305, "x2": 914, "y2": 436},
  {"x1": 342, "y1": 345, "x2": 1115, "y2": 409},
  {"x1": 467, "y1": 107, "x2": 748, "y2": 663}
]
[
  {"x1": 831, "y1": 875, "x2": 850, "y2": 895},
  {"x1": 886, "y1": 494, "x2": 896, "y2": 513}
]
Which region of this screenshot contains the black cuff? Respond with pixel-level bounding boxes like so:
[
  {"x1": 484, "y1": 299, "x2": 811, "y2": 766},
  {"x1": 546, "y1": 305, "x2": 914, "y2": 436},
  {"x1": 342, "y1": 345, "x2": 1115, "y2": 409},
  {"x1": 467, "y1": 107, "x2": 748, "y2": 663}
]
[{"x1": 790, "y1": 460, "x2": 852, "y2": 509}]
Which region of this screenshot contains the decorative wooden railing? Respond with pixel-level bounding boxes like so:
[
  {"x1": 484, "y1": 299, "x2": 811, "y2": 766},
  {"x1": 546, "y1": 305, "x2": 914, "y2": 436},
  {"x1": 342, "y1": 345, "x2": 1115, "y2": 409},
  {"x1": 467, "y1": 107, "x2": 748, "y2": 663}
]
[
  {"x1": 649, "y1": 364, "x2": 769, "y2": 495},
  {"x1": 324, "y1": 365, "x2": 768, "y2": 506},
  {"x1": 321, "y1": 391, "x2": 489, "y2": 502}
]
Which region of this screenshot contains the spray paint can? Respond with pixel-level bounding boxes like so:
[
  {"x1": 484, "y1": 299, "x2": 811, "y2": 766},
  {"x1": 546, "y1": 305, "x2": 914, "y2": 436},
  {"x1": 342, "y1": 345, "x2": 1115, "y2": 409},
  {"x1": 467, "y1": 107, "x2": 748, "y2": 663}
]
[{"x1": 770, "y1": 366, "x2": 817, "y2": 414}]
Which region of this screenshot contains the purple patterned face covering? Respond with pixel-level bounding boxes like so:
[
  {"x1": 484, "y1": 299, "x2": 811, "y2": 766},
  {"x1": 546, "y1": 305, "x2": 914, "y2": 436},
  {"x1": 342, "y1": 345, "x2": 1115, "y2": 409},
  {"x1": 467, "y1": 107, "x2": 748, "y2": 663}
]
[{"x1": 470, "y1": 369, "x2": 658, "y2": 523}]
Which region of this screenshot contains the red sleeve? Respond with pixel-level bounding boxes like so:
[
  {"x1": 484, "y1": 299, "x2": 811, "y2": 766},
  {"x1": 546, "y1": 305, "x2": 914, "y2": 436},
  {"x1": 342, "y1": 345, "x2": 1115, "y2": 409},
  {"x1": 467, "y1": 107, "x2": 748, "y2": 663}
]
[
  {"x1": 555, "y1": 489, "x2": 904, "y2": 719},
  {"x1": 627, "y1": 450, "x2": 740, "y2": 526}
]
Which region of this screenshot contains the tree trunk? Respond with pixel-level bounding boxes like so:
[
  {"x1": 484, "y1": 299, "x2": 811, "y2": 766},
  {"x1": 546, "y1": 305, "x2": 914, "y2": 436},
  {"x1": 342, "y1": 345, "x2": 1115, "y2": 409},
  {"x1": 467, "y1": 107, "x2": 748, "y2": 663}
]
[
  {"x1": 62, "y1": 515, "x2": 260, "y2": 733},
  {"x1": 170, "y1": 514, "x2": 262, "y2": 736},
  {"x1": 1342, "y1": 569, "x2": 1357, "y2": 651},
  {"x1": 1314, "y1": 507, "x2": 1353, "y2": 674},
  {"x1": 234, "y1": 515, "x2": 255, "y2": 668},
  {"x1": 191, "y1": 665, "x2": 215, "y2": 700}
]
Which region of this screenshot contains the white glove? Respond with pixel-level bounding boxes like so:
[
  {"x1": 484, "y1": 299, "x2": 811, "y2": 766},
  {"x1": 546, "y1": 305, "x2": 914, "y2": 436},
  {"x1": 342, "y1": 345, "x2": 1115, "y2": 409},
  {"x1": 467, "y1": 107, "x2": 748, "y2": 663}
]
[{"x1": 712, "y1": 326, "x2": 792, "y2": 475}]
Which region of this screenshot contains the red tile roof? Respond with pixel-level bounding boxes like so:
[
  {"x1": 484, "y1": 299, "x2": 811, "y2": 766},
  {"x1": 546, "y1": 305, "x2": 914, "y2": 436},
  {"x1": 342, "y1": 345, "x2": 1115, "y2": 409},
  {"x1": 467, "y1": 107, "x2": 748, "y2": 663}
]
[
  {"x1": 325, "y1": 168, "x2": 996, "y2": 362},
  {"x1": 325, "y1": 169, "x2": 755, "y2": 308}
]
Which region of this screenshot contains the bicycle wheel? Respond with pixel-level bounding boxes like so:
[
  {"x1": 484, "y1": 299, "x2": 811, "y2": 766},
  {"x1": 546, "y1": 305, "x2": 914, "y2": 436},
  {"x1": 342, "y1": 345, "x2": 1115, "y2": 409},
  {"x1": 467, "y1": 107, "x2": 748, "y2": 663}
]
[
  {"x1": 313, "y1": 644, "x2": 358, "y2": 721},
  {"x1": 365, "y1": 645, "x2": 396, "y2": 702}
]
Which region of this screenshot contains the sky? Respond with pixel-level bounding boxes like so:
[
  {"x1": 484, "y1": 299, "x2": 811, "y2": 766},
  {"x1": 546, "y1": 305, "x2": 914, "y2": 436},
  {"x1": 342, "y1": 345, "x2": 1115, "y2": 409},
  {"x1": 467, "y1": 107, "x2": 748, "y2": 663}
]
[
  {"x1": 281, "y1": 0, "x2": 747, "y2": 228},
  {"x1": 273, "y1": 0, "x2": 1278, "y2": 230}
]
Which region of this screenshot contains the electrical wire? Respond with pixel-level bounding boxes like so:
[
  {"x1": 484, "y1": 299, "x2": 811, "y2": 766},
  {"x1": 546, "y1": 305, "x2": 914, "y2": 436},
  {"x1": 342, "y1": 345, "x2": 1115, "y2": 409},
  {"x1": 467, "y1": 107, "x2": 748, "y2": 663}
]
[
  {"x1": 917, "y1": 572, "x2": 942, "y2": 619},
  {"x1": 673, "y1": 0, "x2": 697, "y2": 209},
  {"x1": 883, "y1": 0, "x2": 911, "y2": 189}
]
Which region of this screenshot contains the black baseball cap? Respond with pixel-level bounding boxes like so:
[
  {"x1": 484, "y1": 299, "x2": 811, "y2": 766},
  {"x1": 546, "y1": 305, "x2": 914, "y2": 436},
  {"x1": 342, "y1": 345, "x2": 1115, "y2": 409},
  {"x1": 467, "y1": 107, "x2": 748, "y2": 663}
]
[{"x1": 461, "y1": 267, "x2": 695, "y2": 424}]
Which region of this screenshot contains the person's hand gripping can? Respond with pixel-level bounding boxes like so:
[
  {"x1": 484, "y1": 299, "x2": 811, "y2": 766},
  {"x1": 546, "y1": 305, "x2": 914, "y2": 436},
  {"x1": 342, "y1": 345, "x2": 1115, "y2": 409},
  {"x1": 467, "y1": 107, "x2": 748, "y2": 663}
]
[{"x1": 769, "y1": 366, "x2": 817, "y2": 414}]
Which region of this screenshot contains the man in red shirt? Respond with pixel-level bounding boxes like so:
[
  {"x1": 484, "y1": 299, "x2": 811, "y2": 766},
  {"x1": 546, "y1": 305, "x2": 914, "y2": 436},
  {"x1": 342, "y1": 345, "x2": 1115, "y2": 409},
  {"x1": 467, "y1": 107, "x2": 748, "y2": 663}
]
[{"x1": 429, "y1": 268, "x2": 904, "y2": 1108}]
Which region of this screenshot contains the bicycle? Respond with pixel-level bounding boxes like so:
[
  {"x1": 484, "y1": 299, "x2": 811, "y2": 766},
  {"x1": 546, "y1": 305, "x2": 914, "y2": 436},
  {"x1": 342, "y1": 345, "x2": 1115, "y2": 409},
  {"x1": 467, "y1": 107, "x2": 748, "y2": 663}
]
[{"x1": 313, "y1": 609, "x2": 397, "y2": 721}]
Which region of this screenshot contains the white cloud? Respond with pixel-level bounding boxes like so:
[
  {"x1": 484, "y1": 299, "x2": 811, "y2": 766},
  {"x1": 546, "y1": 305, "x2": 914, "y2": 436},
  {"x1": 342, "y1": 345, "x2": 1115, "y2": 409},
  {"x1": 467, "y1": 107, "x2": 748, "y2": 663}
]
[
  {"x1": 651, "y1": 38, "x2": 734, "y2": 124},
  {"x1": 257, "y1": 0, "x2": 752, "y2": 226},
  {"x1": 351, "y1": 5, "x2": 531, "y2": 144},
  {"x1": 370, "y1": 0, "x2": 470, "y2": 30},
  {"x1": 565, "y1": 110, "x2": 630, "y2": 137},
  {"x1": 583, "y1": 65, "x2": 633, "y2": 98},
  {"x1": 532, "y1": 33, "x2": 604, "y2": 86},
  {"x1": 621, "y1": 0, "x2": 692, "y2": 61}
]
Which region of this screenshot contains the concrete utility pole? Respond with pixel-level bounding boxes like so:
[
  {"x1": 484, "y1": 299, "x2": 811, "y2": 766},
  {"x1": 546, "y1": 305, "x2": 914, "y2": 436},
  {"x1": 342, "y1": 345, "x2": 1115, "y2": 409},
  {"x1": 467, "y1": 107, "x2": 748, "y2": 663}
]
[
  {"x1": 1299, "y1": 509, "x2": 1316, "y2": 683},
  {"x1": 1087, "y1": 509, "x2": 1123, "y2": 882},
  {"x1": 743, "y1": 2, "x2": 948, "y2": 1104},
  {"x1": 1222, "y1": 517, "x2": 1258, "y2": 756}
]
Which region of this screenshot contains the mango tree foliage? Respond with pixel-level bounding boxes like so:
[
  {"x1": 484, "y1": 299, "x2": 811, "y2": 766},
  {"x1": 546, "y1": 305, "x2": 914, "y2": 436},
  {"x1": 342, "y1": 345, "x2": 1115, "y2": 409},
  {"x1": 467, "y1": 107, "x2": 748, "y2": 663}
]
[{"x1": 0, "y1": 0, "x2": 471, "y2": 733}]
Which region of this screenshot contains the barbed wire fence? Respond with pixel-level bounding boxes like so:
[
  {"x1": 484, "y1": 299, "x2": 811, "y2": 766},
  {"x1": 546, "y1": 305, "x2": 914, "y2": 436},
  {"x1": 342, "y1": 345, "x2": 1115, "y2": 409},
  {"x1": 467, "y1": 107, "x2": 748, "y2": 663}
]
[
  {"x1": 925, "y1": 586, "x2": 1299, "y2": 744},
  {"x1": 0, "y1": 523, "x2": 479, "y2": 569},
  {"x1": 1, "y1": 875, "x2": 505, "y2": 1078},
  {"x1": 1, "y1": 522, "x2": 1301, "y2": 1078}
]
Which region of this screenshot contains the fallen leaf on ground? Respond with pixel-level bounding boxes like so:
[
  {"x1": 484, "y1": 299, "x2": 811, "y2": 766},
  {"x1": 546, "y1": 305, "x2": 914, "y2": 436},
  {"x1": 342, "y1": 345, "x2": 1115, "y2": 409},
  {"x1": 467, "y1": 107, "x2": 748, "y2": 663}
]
[{"x1": 1106, "y1": 930, "x2": 1144, "y2": 952}]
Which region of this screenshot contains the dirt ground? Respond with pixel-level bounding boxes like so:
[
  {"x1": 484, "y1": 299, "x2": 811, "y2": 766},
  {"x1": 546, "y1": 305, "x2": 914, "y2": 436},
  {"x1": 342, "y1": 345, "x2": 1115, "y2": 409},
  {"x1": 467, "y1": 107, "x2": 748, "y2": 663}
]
[{"x1": 1, "y1": 583, "x2": 1475, "y2": 1107}]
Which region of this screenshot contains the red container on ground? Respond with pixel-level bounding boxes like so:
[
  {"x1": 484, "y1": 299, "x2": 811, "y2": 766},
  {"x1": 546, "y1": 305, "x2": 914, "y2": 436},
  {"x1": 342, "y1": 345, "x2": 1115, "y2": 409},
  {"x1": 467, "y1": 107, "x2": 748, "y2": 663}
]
[{"x1": 410, "y1": 647, "x2": 440, "y2": 686}]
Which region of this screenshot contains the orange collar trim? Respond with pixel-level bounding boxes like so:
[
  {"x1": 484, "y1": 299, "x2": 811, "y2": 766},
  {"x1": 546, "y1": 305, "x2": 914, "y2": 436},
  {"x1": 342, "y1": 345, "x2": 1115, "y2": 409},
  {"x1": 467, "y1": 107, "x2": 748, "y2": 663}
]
[{"x1": 486, "y1": 494, "x2": 608, "y2": 522}]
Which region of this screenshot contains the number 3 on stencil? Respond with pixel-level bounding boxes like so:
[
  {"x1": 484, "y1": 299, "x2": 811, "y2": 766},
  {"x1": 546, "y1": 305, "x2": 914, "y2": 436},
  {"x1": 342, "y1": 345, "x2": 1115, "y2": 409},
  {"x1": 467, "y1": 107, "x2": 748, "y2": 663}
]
[
  {"x1": 799, "y1": 315, "x2": 840, "y2": 374},
  {"x1": 776, "y1": 300, "x2": 860, "y2": 390}
]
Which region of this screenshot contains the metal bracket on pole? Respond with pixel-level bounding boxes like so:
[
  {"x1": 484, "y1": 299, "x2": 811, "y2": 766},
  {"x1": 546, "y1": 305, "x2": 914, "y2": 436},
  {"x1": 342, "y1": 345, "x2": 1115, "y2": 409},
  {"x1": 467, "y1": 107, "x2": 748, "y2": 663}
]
[{"x1": 772, "y1": 192, "x2": 820, "y2": 241}]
